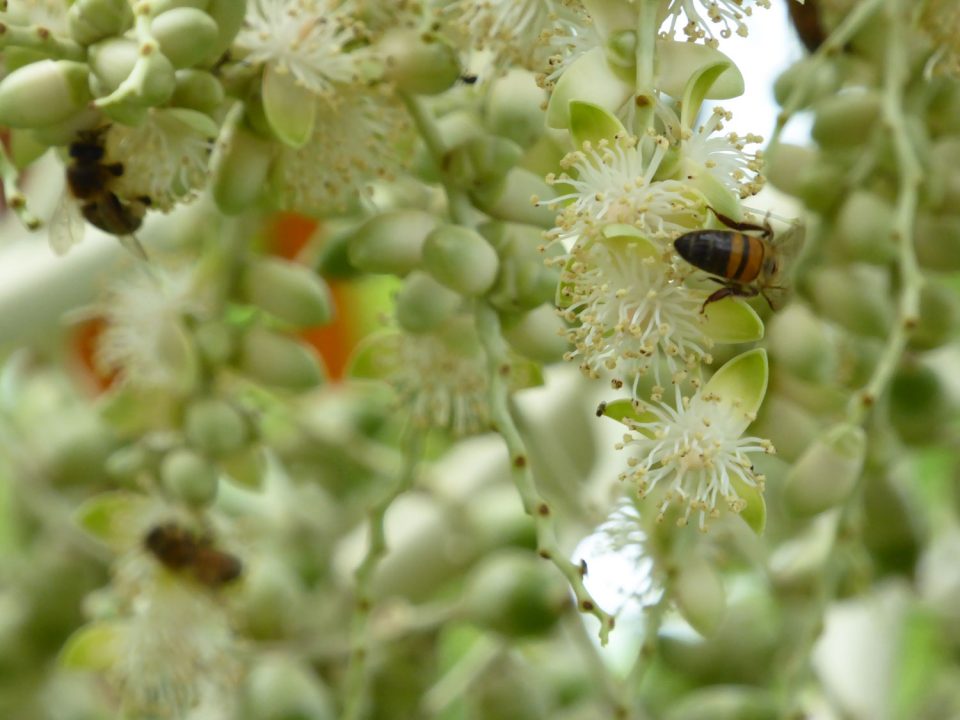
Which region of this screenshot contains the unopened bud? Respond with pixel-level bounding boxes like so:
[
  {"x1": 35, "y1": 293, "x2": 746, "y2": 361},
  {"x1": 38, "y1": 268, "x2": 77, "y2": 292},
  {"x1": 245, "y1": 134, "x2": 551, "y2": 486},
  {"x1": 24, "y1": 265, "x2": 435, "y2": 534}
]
[
  {"x1": 774, "y1": 56, "x2": 840, "y2": 109},
  {"x1": 915, "y1": 214, "x2": 960, "y2": 271},
  {"x1": 203, "y1": 0, "x2": 251, "y2": 64},
  {"x1": 347, "y1": 209, "x2": 439, "y2": 276},
  {"x1": 502, "y1": 304, "x2": 568, "y2": 364},
  {"x1": 909, "y1": 283, "x2": 960, "y2": 351},
  {"x1": 240, "y1": 563, "x2": 301, "y2": 640},
  {"x1": 246, "y1": 654, "x2": 335, "y2": 720},
  {"x1": 243, "y1": 257, "x2": 333, "y2": 329},
  {"x1": 89, "y1": 37, "x2": 176, "y2": 106},
  {"x1": 834, "y1": 191, "x2": 896, "y2": 264},
  {"x1": 379, "y1": 28, "x2": 459, "y2": 96},
  {"x1": 149, "y1": 0, "x2": 211, "y2": 14},
  {"x1": 783, "y1": 424, "x2": 866, "y2": 517},
  {"x1": 171, "y1": 69, "x2": 224, "y2": 114},
  {"x1": 461, "y1": 551, "x2": 570, "y2": 638},
  {"x1": 0, "y1": 61, "x2": 92, "y2": 128},
  {"x1": 211, "y1": 123, "x2": 273, "y2": 214},
  {"x1": 486, "y1": 70, "x2": 547, "y2": 148},
  {"x1": 422, "y1": 225, "x2": 499, "y2": 296},
  {"x1": 767, "y1": 304, "x2": 836, "y2": 383},
  {"x1": 812, "y1": 91, "x2": 881, "y2": 149},
  {"x1": 889, "y1": 363, "x2": 952, "y2": 446},
  {"x1": 161, "y1": 447, "x2": 219, "y2": 507},
  {"x1": 674, "y1": 554, "x2": 727, "y2": 637},
  {"x1": 808, "y1": 265, "x2": 894, "y2": 338},
  {"x1": 765, "y1": 143, "x2": 816, "y2": 197},
  {"x1": 483, "y1": 222, "x2": 560, "y2": 312},
  {"x1": 184, "y1": 398, "x2": 248, "y2": 458},
  {"x1": 395, "y1": 271, "x2": 462, "y2": 334},
  {"x1": 67, "y1": 0, "x2": 134, "y2": 45},
  {"x1": 238, "y1": 327, "x2": 325, "y2": 390},
  {"x1": 151, "y1": 8, "x2": 220, "y2": 69},
  {"x1": 664, "y1": 686, "x2": 778, "y2": 720}
]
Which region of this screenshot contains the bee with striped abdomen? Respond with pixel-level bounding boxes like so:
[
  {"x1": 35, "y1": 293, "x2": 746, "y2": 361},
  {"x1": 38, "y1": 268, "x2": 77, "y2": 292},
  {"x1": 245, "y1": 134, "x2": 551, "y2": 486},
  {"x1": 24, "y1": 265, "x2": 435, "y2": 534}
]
[
  {"x1": 144, "y1": 522, "x2": 242, "y2": 588},
  {"x1": 674, "y1": 209, "x2": 804, "y2": 313}
]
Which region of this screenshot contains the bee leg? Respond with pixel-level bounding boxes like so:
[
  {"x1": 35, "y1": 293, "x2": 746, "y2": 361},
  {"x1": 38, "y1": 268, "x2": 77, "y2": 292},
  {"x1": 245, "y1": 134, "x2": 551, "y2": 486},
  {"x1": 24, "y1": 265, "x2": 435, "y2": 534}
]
[
  {"x1": 701, "y1": 286, "x2": 737, "y2": 313},
  {"x1": 707, "y1": 207, "x2": 773, "y2": 240}
]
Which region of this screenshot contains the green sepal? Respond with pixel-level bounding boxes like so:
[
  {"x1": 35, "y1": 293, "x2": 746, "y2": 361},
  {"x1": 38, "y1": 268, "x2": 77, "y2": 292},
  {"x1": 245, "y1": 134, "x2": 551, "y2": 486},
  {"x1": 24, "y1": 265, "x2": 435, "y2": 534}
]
[
  {"x1": 346, "y1": 331, "x2": 399, "y2": 380},
  {"x1": 568, "y1": 100, "x2": 627, "y2": 148},
  {"x1": 262, "y1": 64, "x2": 315, "y2": 148},
  {"x1": 656, "y1": 40, "x2": 744, "y2": 100},
  {"x1": 681, "y1": 61, "x2": 733, "y2": 130},
  {"x1": 702, "y1": 298, "x2": 764, "y2": 344},
  {"x1": 731, "y1": 474, "x2": 766, "y2": 535},
  {"x1": 702, "y1": 348, "x2": 768, "y2": 426},
  {"x1": 74, "y1": 490, "x2": 152, "y2": 549},
  {"x1": 546, "y1": 47, "x2": 632, "y2": 129},
  {"x1": 597, "y1": 398, "x2": 657, "y2": 427},
  {"x1": 59, "y1": 621, "x2": 127, "y2": 671}
]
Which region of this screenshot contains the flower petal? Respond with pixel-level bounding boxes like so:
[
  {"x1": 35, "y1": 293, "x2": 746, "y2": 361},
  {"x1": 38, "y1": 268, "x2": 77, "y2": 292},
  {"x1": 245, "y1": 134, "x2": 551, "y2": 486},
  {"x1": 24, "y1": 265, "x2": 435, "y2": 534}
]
[
  {"x1": 731, "y1": 474, "x2": 766, "y2": 535},
  {"x1": 546, "y1": 47, "x2": 633, "y2": 129},
  {"x1": 569, "y1": 100, "x2": 627, "y2": 148},
  {"x1": 702, "y1": 297, "x2": 765, "y2": 343},
  {"x1": 60, "y1": 621, "x2": 127, "y2": 671},
  {"x1": 74, "y1": 490, "x2": 153, "y2": 550},
  {"x1": 656, "y1": 40, "x2": 744, "y2": 100}
]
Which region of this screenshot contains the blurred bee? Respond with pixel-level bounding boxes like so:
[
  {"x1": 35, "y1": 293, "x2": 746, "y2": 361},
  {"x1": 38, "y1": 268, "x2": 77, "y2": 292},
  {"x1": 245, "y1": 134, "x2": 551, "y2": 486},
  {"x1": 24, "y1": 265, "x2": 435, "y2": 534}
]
[
  {"x1": 674, "y1": 209, "x2": 804, "y2": 312},
  {"x1": 144, "y1": 522, "x2": 242, "y2": 588},
  {"x1": 51, "y1": 126, "x2": 149, "y2": 258}
]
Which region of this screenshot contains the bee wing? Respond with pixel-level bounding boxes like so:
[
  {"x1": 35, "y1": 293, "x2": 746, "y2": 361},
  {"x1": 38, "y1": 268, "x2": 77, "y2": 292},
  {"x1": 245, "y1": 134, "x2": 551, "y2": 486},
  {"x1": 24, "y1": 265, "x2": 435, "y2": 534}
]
[
  {"x1": 764, "y1": 222, "x2": 806, "y2": 310},
  {"x1": 774, "y1": 221, "x2": 806, "y2": 268},
  {"x1": 49, "y1": 193, "x2": 86, "y2": 256}
]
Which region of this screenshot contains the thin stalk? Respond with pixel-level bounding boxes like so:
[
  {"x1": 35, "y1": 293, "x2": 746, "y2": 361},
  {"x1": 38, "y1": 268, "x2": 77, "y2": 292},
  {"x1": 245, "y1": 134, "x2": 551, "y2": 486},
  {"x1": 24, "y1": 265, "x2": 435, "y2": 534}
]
[{"x1": 0, "y1": 21, "x2": 84, "y2": 60}]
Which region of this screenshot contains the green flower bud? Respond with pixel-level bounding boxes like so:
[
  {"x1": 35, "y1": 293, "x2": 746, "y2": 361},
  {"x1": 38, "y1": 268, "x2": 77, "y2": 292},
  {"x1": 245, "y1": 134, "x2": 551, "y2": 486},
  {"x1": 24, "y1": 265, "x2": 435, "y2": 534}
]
[
  {"x1": 28, "y1": 107, "x2": 102, "y2": 147},
  {"x1": 211, "y1": 122, "x2": 273, "y2": 214},
  {"x1": 909, "y1": 283, "x2": 960, "y2": 351},
  {"x1": 67, "y1": 0, "x2": 134, "y2": 46},
  {"x1": 88, "y1": 37, "x2": 176, "y2": 106},
  {"x1": 783, "y1": 424, "x2": 866, "y2": 517},
  {"x1": 239, "y1": 562, "x2": 301, "y2": 640},
  {"x1": 347, "y1": 209, "x2": 439, "y2": 276},
  {"x1": 171, "y1": 69, "x2": 224, "y2": 114},
  {"x1": 753, "y1": 394, "x2": 821, "y2": 463},
  {"x1": 915, "y1": 214, "x2": 960, "y2": 272},
  {"x1": 767, "y1": 304, "x2": 837, "y2": 383},
  {"x1": 808, "y1": 265, "x2": 894, "y2": 338},
  {"x1": 486, "y1": 70, "x2": 547, "y2": 148},
  {"x1": 151, "y1": 8, "x2": 220, "y2": 69},
  {"x1": 889, "y1": 363, "x2": 952, "y2": 446},
  {"x1": 461, "y1": 551, "x2": 570, "y2": 638},
  {"x1": 243, "y1": 257, "x2": 333, "y2": 328},
  {"x1": 773, "y1": 56, "x2": 841, "y2": 109},
  {"x1": 673, "y1": 554, "x2": 727, "y2": 637},
  {"x1": 483, "y1": 222, "x2": 560, "y2": 312},
  {"x1": 447, "y1": 135, "x2": 522, "y2": 204},
  {"x1": 812, "y1": 91, "x2": 882, "y2": 149},
  {"x1": 239, "y1": 327, "x2": 325, "y2": 390},
  {"x1": 502, "y1": 304, "x2": 568, "y2": 364},
  {"x1": 478, "y1": 167, "x2": 558, "y2": 228},
  {"x1": 796, "y1": 159, "x2": 847, "y2": 214},
  {"x1": 105, "y1": 444, "x2": 150, "y2": 482},
  {"x1": 395, "y1": 271, "x2": 462, "y2": 334},
  {"x1": 378, "y1": 28, "x2": 459, "y2": 96},
  {"x1": 0, "y1": 60, "x2": 92, "y2": 128},
  {"x1": 764, "y1": 143, "x2": 816, "y2": 197},
  {"x1": 245, "y1": 654, "x2": 335, "y2": 720},
  {"x1": 161, "y1": 447, "x2": 219, "y2": 507},
  {"x1": 183, "y1": 397, "x2": 248, "y2": 458},
  {"x1": 926, "y1": 80, "x2": 960, "y2": 137},
  {"x1": 412, "y1": 110, "x2": 484, "y2": 182},
  {"x1": 422, "y1": 224, "x2": 499, "y2": 296},
  {"x1": 202, "y1": 0, "x2": 247, "y2": 64},
  {"x1": 193, "y1": 320, "x2": 236, "y2": 365},
  {"x1": 834, "y1": 190, "x2": 896, "y2": 264},
  {"x1": 45, "y1": 417, "x2": 115, "y2": 488}
]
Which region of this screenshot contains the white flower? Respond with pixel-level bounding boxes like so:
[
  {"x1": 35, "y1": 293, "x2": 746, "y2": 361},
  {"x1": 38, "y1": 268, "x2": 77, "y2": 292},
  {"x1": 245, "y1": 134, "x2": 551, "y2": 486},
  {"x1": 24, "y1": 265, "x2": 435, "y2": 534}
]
[
  {"x1": 369, "y1": 320, "x2": 490, "y2": 436},
  {"x1": 236, "y1": 0, "x2": 360, "y2": 97},
  {"x1": 542, "y1": 135, "x2": 706, "y2": 251},
  {"x1": 617, "y1": 375, "x2": 774, "y2": 530},
  {"x1": 445, "y1": 0, "x2": 576, "y2": 68},
  {"x1": 557, "y1": 237, "x2": 715, "y2": 390},
  {"x1": 540, "y1": 16, "x2": 602, "y2": 89},
  {"x1": 661, "y1": 0, "x2": 772, "y2": 45},
  {"x1": 270, "y1": 88, "x2": 410, "y2": 214},
  {"x1": 105, "y1": 110, "x2": 215, "y2": 212},
  {"x1": 662, "y1": 105, "x2": 765, "y2": 199},
  {"x1": 110, "y1": 566, "x2": 240, "y2": 719},
  {"x1": 96, "y1": 265, "x2": 205, "y2": 389}
]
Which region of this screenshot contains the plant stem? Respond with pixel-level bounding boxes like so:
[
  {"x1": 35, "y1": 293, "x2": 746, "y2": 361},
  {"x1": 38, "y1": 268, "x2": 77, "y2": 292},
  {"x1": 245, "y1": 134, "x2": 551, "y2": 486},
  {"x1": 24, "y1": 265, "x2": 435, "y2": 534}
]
[
  {"x1": 474, "y1": 302, "x2": 615, "y2": 645},
  {"x1": 0, "y1": 21, "x2": 84, "y2": 60},
  {"x1": 634, "y1": 0, "x2": 660, "y2": 132}
]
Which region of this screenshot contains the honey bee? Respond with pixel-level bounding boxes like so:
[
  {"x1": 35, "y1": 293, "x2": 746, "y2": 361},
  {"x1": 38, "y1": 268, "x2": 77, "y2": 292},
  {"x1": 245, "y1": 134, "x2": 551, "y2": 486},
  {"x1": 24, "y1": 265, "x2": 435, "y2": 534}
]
[
  {"x1": 51, "y1": 126, "x2": 149, "y2": 258},
  {"x1": 144, "y1": 522, "x2": 242, "y2": 588},
  {"x1": 674, "y1": 209, "x2": 804, "y2": 312}
]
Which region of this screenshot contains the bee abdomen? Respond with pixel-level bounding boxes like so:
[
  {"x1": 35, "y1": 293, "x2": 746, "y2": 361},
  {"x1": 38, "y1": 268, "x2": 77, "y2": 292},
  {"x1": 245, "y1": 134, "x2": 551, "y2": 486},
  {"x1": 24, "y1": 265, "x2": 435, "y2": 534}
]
[{"x1": 674, "y1": 230, "x2": 736, "y2": 277}]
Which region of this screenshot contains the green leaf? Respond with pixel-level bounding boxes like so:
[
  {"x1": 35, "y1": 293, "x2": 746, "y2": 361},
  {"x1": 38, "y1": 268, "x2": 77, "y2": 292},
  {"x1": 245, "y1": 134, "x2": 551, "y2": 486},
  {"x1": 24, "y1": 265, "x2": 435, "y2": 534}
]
[
  {"x1": 681, "y1": 61, "x2": 732, "y2": 130},
  {"x1": 656, "y1": 40, "x2": 744, "y2": 101},
  {"x1": 262, "y1": 64, "x2": 315, "y2": 148},
  {"x1": 74, "y1": 490, "x2": 152, "y2": 550},
  {"x1": 568, "y1": 100, "x2": 627, "y2": 148},
  {"x1": 702, "y1": 348, "x2": 768, "y2": 421},
  {"x1": 60, "y1": 621, "x2": 126, "y2": 671},
  {"x1": 702, "y1": 298, "x2": 765, "y2": 344}
]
